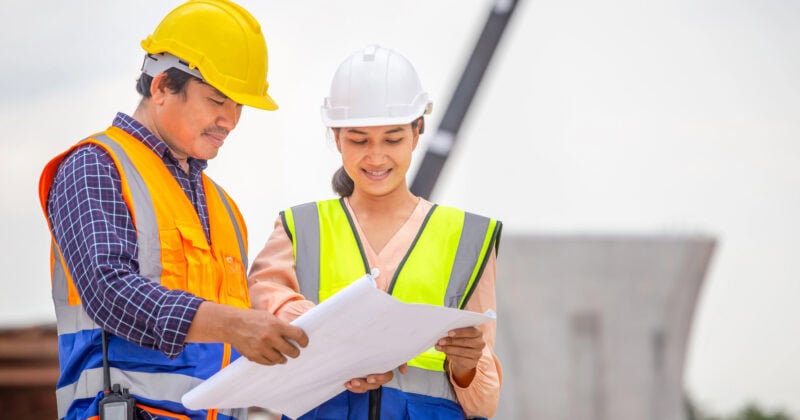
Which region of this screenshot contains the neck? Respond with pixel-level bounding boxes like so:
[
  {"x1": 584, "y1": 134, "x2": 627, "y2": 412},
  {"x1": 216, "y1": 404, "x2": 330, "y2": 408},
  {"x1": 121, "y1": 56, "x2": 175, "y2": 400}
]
[
  {"x1": 348, "y1": 187, "x2": 419, "y2": 217},
  {"x1": 131, "y1": 101, "x2": 156, "y2": 138},
  {"x1": 132, "y1": 101, "x2": 190, "y2": 173}
]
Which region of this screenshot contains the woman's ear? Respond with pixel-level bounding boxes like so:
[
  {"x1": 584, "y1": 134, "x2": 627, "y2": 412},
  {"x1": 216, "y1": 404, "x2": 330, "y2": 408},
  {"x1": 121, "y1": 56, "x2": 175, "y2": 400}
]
[
  {"x1": 412, "y1": 119, "x2": 423, "y2": 150},
  {"x1": 333, "y1": 128, "x2": 343, "y2": 153}
]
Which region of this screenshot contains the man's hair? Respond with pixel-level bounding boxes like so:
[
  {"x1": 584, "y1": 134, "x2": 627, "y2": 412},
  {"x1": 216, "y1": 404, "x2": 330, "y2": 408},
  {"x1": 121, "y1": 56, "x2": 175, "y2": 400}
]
[{"x1": 136, "y1": 68, "x2": 198, "y2": 98}]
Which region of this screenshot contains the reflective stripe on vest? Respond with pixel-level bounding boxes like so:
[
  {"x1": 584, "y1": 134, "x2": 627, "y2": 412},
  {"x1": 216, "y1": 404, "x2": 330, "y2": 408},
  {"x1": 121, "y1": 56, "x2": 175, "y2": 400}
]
[
  {"x1": 93, "y1": 134, "x2": 248, "y2": 279},
  {"x1": 93, "y1": 133, "x2": 163, "y2": 281},
  {"x1": 40, "y1": 129, "x2": 250, "y2": 420},
  {"x1": 383, "y1": 366, "x2": 456, "y2": 403},
  {"x1": 283, "y1": 199, "x2": 370, "y2": 303},
  {"x1": 54, "y1": 367, "x2": 247, "y2": 420},
  {"x1": 210, "y1": 180, "x2": 248, "y2": 269},
  {"x1": 283, "y1": 198, "x2": 500, "y2": 402}
]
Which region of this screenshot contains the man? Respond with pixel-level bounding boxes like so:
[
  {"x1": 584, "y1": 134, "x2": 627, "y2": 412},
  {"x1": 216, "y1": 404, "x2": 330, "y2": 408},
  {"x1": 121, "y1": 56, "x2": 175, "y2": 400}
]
[{"x1": 37, "y1": 1, "x2": 307, "y2": 418}]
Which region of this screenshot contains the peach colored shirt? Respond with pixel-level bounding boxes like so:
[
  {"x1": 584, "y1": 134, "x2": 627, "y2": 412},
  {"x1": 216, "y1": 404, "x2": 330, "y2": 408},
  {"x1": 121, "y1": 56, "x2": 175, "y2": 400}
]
[{"x1": 247, "y1": 198, "x2": 502, "y2": 417}]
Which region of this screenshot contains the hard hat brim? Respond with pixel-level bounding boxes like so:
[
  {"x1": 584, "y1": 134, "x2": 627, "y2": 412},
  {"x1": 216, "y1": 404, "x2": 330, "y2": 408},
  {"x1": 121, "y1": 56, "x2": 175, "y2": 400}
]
[
  {"x1": 230, "y1": 91, "x2": 279, "y2": 111},
  {"x1": 321, "y1": 113, "x2": 423, "y2": 128}
]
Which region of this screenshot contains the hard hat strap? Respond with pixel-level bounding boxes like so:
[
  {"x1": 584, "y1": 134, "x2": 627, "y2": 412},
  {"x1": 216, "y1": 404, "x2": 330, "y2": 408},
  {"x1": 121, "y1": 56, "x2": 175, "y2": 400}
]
[{"x1": 141, "y1": 52, "x2": 203, "y2": 80}]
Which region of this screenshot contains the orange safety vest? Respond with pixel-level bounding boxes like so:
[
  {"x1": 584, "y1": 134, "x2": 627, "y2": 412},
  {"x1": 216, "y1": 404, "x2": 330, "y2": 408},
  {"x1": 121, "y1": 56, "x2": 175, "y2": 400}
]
[{"x1": 39, "y1": 126, "x2": 249, "y2": 420}]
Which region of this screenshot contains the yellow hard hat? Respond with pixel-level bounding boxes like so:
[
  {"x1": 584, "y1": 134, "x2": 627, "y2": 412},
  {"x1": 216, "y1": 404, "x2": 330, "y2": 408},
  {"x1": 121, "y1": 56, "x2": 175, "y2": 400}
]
[{"x1": 141, "y1": 0, "x2": 277, "y2": 110}]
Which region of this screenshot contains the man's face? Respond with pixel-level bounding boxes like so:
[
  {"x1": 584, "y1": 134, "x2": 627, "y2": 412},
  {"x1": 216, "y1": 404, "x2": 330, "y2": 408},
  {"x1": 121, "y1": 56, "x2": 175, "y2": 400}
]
[{"x1": 152, "y1": 77, "x2": 243, "y2": 161}]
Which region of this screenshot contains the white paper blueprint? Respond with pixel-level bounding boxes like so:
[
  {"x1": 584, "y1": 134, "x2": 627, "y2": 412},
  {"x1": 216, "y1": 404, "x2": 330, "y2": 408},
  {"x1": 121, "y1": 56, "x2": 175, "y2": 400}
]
[{"x1": 181, "y1": 274, "x2": 495, "y2": 418}]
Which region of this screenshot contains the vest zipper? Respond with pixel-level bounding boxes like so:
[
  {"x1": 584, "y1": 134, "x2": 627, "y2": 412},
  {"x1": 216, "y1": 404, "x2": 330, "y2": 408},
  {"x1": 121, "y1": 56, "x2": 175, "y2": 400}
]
[{"x1": 368, "y1": 387, "x2": 382, "y2": 420}]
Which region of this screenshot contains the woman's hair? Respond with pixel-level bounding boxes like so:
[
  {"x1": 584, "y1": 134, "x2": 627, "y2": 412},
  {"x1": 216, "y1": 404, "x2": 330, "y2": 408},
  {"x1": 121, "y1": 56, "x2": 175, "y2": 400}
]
[
  {"x1": 136, "y1": 68, "x2": 197, "y2": 98},
  {"x1": 331, "y1": 117, "x2": 425, "y2": 197}
]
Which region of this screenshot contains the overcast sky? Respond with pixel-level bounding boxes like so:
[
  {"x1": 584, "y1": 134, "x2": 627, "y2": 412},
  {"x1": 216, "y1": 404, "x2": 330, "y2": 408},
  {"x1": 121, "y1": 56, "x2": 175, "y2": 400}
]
[{"x1": 1, "y1": 0, "x2": 798, "y2": 417}]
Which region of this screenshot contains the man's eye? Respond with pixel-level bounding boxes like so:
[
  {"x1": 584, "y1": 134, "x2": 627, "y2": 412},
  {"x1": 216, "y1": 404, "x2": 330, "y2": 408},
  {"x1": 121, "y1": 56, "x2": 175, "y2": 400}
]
[
  {"x1": 386, "y1": 138, "x2": 403, "y2": 144},
  {"x1": 349, "y1": 139, "x2": 367, "y2": 145},
  {"x1": 209, "y1": 98, "x2": 225, "y2": 105}
]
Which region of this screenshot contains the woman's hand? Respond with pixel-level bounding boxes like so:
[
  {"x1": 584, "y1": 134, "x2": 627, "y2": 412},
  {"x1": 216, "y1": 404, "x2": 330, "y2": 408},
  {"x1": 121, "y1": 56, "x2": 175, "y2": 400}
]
[
  {"x1": 436, "y1": 326, "x2": 485, "y2": 387},
  {"x1": 344, "y1": 364, "x2": 407, "y2": 393}
]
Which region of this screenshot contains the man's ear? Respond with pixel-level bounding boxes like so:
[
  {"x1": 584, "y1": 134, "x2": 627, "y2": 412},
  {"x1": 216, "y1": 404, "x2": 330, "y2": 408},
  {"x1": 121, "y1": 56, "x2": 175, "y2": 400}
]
[{"x1": 150, "y1": 72, "x2": 169, "y2": 105}]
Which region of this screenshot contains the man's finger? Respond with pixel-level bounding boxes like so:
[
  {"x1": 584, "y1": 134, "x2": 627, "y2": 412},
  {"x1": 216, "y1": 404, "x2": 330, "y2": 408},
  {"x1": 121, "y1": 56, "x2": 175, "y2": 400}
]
[
  {"x1": 274, "y1": 338, "x2": 301, "y2": 359},
  {"x1": 285, "y1": 325, "x2": 309, "y2": 348}
]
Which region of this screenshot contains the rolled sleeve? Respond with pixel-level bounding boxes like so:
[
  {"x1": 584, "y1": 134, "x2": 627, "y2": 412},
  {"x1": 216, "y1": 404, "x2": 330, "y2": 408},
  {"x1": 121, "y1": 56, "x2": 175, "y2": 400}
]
[
  {"x1": 450, "y1": 250, "x2": 502, "y2": 418},
  {"x1": 248, "y1": 216, "x2": 316, "y2": 322}
]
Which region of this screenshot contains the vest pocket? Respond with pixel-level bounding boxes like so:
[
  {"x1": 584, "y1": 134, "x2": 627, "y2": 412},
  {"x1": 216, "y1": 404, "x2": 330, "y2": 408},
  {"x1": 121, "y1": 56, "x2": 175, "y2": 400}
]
[
  {"x1": 159, "y1": 228, "x2": 188, "y2": 290},
  {"x1": 175, "y1": 223, "x2": 217, "y2": 299},
  {"x1": 221, "y1": 254, "x2": 249, "y2": 308}
]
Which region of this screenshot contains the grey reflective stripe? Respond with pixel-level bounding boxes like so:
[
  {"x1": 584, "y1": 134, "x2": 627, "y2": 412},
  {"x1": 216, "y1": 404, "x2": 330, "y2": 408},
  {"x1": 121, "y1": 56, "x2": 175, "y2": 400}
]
[
  {"x1": 51, "y1": 244, "x2": 97, "y2": 335},
  {"x1": 51, "y1": 242, "x2": 68, "y2": 305},
  {"x1": 56, "y1": 367, "x2": 204, "y2": 419},
  {"x1": 92, "y1": 134, "x2": 162, "y2": 281},
  {"x1": 445, "y1": 212, "x2": 491, "y2": 308},
  {"x1": 55, "y1": 304, "x2": 97, "y2": 336},
  {"x1": 211, "y1": 180, "x2": 248, "y2": 268},
  {"x1": 291, "y1": 202, "x2": 321, "y2": 303},
  {"x1": 219, "y1": 408, "x2": 248, "y2": 419},
  {"x1": 384, "y1": 366, "x2": 456, "y2": 402}
]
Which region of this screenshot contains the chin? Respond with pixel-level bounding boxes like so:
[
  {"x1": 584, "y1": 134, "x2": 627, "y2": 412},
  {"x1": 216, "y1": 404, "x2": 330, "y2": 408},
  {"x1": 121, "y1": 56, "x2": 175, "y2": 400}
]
[{"x1": 202, "y1": 150, "x2": 221, "y2": 160}]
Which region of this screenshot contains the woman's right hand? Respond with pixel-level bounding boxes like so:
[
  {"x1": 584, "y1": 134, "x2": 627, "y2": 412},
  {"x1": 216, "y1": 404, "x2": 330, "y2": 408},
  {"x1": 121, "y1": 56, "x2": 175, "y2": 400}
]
[{"x1": 344, "y1": 363, "x2": 407, "y2": 393}]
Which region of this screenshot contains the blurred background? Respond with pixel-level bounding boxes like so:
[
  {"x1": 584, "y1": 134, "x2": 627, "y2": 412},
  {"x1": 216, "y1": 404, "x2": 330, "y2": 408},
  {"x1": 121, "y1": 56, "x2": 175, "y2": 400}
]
[{"x1": 1, "y1": 0, "x2": 798, "y2": 418}]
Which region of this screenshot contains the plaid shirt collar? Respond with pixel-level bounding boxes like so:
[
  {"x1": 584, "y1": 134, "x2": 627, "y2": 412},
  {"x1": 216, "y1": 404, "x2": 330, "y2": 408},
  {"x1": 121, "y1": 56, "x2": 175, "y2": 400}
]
[{"x1": 112, "y1": 112, "x2": 209, "y2": 172}]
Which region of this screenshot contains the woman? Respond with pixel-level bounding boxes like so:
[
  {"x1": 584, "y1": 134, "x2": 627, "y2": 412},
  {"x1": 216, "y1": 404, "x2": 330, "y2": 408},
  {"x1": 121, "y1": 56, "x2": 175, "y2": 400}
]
[{"x1": 248, "y1": 45, "x2": 502, "y2": 419}]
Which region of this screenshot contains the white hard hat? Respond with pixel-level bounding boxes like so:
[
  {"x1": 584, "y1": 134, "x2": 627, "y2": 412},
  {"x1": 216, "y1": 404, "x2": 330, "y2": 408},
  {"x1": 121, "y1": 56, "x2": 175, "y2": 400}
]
[{"x1": 321, "y1": 45, "x2": 433, "y2": 128}]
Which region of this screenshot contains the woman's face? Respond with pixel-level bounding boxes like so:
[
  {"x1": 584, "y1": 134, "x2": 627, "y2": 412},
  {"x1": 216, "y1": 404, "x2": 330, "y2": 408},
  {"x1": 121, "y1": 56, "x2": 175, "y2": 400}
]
[{"x1": 335, "y1": 123, "x2": 419, "y2": 198}]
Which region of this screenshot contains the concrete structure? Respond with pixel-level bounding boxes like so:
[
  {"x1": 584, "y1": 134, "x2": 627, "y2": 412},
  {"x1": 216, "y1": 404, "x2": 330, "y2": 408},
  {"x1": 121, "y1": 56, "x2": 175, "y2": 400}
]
[{"x1": 494, "y1": 234, "x2": 715, "y2": 420}]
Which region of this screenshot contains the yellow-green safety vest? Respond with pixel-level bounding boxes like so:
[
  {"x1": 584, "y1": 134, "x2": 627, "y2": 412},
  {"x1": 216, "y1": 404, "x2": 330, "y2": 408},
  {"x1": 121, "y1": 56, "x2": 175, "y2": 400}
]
[{"x1": 282, "y1": 198, "x2": 501, "y2": 403}]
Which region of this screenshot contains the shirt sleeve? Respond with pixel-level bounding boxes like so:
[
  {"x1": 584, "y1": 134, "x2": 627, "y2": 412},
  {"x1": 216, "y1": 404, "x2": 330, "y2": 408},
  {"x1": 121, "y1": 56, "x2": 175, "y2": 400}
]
[
  {"x1": 247, "y1": 216, "x2": 316, "y2": 322},
  {"x1": 47, "y1": 145, "x2": 204, "y2": 358},
  {"x1": 449, "y1": 249, "x2": 503, "y2": 418}
]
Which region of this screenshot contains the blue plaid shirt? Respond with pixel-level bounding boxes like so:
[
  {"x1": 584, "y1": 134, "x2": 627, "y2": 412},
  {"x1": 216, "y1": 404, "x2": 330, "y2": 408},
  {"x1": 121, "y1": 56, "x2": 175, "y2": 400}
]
[{"x1": 47, "y1": 113, "x2": 210, "y2": 358}]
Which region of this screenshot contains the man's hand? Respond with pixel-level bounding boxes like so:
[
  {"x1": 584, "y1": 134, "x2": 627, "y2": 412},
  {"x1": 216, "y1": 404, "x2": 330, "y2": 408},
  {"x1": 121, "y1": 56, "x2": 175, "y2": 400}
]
[
  {"x1": 435, "y1": 326, "x2": 485, "y2": 387},
  {"x1": 187, "y1": 301, "x2": 309, "y2": 365},
  {"x1": 229, "y1": 309, "x2": 309, "y2": 365}
]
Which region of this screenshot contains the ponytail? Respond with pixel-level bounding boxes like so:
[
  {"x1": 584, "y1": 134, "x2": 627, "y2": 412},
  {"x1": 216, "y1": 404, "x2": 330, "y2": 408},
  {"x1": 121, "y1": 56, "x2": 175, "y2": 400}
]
[{"x1": 331, "y1": 166, "x2": 354, "y2": 197}]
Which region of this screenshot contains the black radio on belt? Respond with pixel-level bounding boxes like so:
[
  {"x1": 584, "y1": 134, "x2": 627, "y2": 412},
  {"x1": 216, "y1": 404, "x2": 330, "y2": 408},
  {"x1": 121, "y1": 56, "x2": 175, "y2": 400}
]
[
  {"x1": 99, "y1": 384, "x2": 136, "y2": 420},
  {"x1": 99, "y1": 331, "x2": 137, "y2": 420}
]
